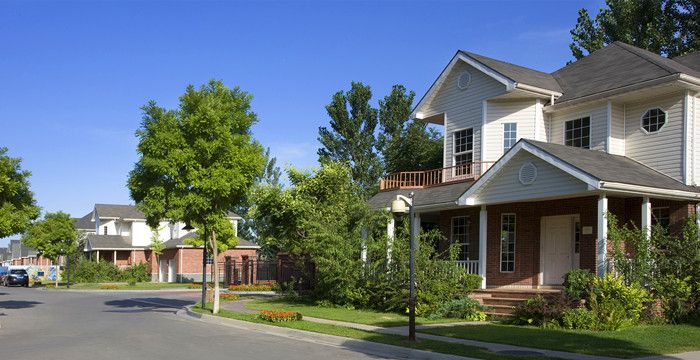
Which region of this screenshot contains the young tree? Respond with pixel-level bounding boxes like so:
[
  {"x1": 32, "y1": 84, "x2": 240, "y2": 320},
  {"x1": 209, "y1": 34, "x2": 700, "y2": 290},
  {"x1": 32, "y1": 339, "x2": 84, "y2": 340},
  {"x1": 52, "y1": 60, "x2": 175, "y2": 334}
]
[
  {"x1": 22, "y1": 211, "x2": 78, "y2": 287},
  {"x1": 569, "y1": 0, "x2": 698, "y2": 59},
  {"x1": 0, "y1": 147, "x2": 40, "y2": 238},
  {"x1": 318, "y1": 82, "x2": 382, "y2": 196},
  {"x1": 128, "y1": 80, "x2": 265, "y2": 314},
  {"x1": 149, "y1": 225, "x2": 166, "y2": 283}
]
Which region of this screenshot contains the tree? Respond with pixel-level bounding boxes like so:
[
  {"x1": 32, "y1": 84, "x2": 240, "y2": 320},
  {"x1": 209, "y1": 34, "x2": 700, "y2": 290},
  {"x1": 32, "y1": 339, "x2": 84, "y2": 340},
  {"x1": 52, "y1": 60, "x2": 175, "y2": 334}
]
[
  {"x1": 128, "y1": 80, "x2": 266, "y2": 314},
  {"x1": 570, "y1": 0, "x2": 699, "y2": 59},
  {"x1": 22, "y1": 211, "x2": 78, "y2": 287},
  {"x1": 318, "y1": 82, "x2": 382, "y2": 196},
  {"x1": 149, "y1": 225, "x2": 166, "y2": 283},
  {"x1": 378, "y1": 85, "x2": 443, "y2": 173},
  {"x1": 0, "y1": 147, "x2": 40, "y2": 238}
]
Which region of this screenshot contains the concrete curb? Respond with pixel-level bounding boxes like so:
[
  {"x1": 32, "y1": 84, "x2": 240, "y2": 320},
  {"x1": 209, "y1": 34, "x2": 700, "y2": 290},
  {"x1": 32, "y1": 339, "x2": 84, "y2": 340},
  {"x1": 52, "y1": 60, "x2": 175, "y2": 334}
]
[
  {"x1": 179, "y1": 306, "x2": 477, "y2": 360},
  {"x1": 39, "y1": 288, "x2": 201, "y2": 293}
]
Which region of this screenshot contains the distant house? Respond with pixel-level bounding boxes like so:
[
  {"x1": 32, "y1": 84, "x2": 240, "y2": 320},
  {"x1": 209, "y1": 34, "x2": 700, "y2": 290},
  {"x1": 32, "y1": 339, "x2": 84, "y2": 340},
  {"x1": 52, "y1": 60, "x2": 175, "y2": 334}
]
[
  {"x1": 370, "y1": 41, "x2": 700, "y2": 289},
  {"x1": 81, "y1": 204, "x2": 259, "y2": 282}
]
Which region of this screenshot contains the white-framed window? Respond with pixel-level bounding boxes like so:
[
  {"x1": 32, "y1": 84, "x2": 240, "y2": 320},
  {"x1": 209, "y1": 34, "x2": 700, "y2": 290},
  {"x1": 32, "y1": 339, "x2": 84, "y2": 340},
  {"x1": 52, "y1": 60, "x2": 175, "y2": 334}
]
[
  {"x1": 574, "y1": 221, "x2": 581, "y2": 254},
  {"x1": 500, "y1": 214, "x2": 516, "y2": 272},
  {"x1": 641, "y1": 108, "x2": 666, "y2": 133},
  {"x1": 103, "y1": 226, "x2": 108, "y2": 235},
  {"x1": 451, "y1": 216, "x2": 469, "y2": 261},
  {"x1": 564, "y1": 117, "x2": 591, "y2": 149},
  {"x1": 503, "y1": 123, "x2": 517, "y2": 153},
  {"x1": 652, "y1": 207, "x2": 670, "y2": 232},
  {"x1": 453, "y1": 128, "x2": 473, "y2": 176}
]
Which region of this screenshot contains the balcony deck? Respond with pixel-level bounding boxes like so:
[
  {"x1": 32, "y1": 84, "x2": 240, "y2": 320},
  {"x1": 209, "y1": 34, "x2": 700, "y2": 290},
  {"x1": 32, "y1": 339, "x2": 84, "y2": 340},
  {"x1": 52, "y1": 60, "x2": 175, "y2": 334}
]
[{"x1": 379, "y1": 162, "x2": 494, "y2": 191}]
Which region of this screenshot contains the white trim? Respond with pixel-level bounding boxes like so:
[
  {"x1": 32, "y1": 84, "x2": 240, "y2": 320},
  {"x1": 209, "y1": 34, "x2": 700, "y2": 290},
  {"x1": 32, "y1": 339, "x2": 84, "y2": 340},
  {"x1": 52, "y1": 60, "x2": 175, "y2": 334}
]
[
  {"x1": 622, "y1": 104, "x2": 626, "y2": 154},
  {"x1": 452, "y1": 127, "x2": 474, "y2": 167},
  {"x1": 639, "y1": 107, "x2": 669, "y2": 135},
  {"x1": 684, "y1": 91, "x2": 691, "y2": 185},
  {"x1": 641, "y1": 197, "x2": 651, "y2": 238},
  {"x1": 514, "y1": 83, "x2": 562, "y2": 98},
  {"x1": 478, "y1": 206, "x2": 487, "y2": 289},
  {"x1": 499, "y1": 213, "x2": 516, "y2": 273},
  {"x1": 481, "y1": 100, "x2": 487, "y2": 162},
  {"x1": 443, "y1": 114, "x2": 448, "y2": 168},
  {"x1": 599, "y1": 182, "x2": 700, "y2": 200},
  {"x1": 535, "y1": 99, "x2": 543, "y2": 141},
  {"x1": 86, "y1": 247, "x2": 147, "y2": 251},
  {"x1": 606, "y1": 101, "x2": 612, "y2": 153},
  {"x1": 386, "y1": 217, "x2": 395, "y2": 264},
  {"x1": 597, "y1": 194, "x2": 608, "y2": 277}
]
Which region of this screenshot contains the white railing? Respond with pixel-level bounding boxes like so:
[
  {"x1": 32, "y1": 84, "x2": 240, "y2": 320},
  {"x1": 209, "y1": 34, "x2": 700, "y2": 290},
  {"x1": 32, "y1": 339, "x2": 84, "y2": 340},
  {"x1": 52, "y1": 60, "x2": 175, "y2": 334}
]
[{"x1": 456, "y1": 260, "x2": 480, "y2": 274}]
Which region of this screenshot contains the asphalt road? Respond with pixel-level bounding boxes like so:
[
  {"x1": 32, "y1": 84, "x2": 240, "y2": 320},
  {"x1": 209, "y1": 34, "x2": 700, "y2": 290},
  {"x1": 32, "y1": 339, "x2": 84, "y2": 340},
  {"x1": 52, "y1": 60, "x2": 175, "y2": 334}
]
[{"x1": 0, "y1": 286, "x2": 390, "y2": 360}]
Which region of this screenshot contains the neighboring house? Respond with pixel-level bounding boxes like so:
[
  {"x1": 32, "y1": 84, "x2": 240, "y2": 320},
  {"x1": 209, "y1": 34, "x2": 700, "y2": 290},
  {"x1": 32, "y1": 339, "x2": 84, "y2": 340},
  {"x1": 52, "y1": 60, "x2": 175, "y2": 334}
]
[
  {"x1": 370, "y1": 41, "x2": 700, "y2": 289},
  {"x1": 82, "y1": 204, "x2": 259, "y2": 282}
]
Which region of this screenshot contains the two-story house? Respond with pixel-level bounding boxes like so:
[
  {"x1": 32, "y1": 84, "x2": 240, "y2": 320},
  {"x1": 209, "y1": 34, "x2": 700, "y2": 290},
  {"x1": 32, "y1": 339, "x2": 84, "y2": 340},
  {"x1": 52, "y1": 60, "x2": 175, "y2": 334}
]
[
  {"x1": 370, "y1": 42, "x2": 700, "y2": 290},
  {"x1": 83, "y1": 204, "x2": 259, "y2": 282}
]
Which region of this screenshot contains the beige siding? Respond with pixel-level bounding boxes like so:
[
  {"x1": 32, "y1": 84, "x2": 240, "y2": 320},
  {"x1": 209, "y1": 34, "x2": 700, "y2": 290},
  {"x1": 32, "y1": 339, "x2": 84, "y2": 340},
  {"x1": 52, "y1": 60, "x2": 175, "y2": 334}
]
[
  {"x1": 625, "y1": 92, "x2": 685, "y2": 182},
  {"x1": 472, "y1": 152, "x2": 589, "y2": 205},
  {"x1": 424, "y1": 61, "x2": 506, "y2": 166},
  {"x1": 535, "y1": 99, "x2": 547, "y2": 141},
  {"x1": 609, "y1": 103, "x2": 625, "y2": 155},
  {"x1": 548, "y1": 102, "x2": 608, "y2": 151},
  {"x1": 483, "y1": 99, "x2": 537, "y2": 162},
  {"x1": 694, "y1": 95, "x2": 700, "y2": 185}
]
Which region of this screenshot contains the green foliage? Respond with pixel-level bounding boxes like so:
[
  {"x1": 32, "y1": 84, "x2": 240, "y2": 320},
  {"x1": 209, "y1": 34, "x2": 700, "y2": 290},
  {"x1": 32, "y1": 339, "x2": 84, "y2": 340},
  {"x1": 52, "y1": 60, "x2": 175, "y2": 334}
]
[
  {"x1": 608, "y1": 214, "x2": 653, "y2": 286},
  {"x1": 120, "y1": 263, "x2": 150, "y2": 283},
  {"x1": 511, "y1": 294, "x2": 576, "y2": 327},
  {"x1": 0, "y1": 147, "x2": 40, "y2": 238},
  {"x1": 561, "y1": 308, "x2": 598, "y2": 330},
  {"x1": 461, "y1": 274, "x2": 483, "y2": 294},
  {"x1": 569, "y1": 0, "x2": 698, "y2": 59},
  {"x1": 654, "y1": 275, "x2": 695, "y2": 323},
  {"x1": 426, "y1": 298, "x2": 488, "y2": 321},
  {"x1": 589, "y1": 274, "x2": 649, "y2": 330},
  {"x1": 22, "y1": 211, "x2": 78, "y2": 262},
  {"x1": 71, "y1": 259, "x2": 150, "y2": 283},
  {"x1": 563, "y1": 269, "x2": 594, "y2": 300}
]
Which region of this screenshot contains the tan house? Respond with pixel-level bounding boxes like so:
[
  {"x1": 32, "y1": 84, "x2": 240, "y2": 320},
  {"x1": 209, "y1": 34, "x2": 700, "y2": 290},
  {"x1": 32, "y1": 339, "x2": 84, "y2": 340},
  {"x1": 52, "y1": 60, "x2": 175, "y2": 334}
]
[{"x1": 370, "y1": 42, "x2": 700, "y2": 290}]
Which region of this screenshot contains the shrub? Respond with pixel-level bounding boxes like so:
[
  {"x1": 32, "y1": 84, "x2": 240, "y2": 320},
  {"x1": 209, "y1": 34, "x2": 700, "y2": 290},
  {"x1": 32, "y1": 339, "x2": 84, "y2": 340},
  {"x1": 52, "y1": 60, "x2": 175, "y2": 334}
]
[
  {"x1": 564, "y1": 269, "x2": 594, "y2": 300},
  {"x1": 258, "y1": 310, "x2": 302, "y2": 322},
  {"x1": 654, "y1": 275, "x2": 694, "y2": 323},
  {"x1": 120, "y1": 263, "x2": 150, "y2": 283},
  {"x1": 561, "y1": 308, "x2": 598, "y2": 330},
  {"x1": 461, "y1": 274, "x2": 483, "y2": 294},
  {"x1": 589, "y1": 274, "x2": 649, "y2": 330},
  {"x1": 511, "y1": 294, "x2": 575, "y2": 327},
  {"x1": 426, "y1": 298, "x2": 488, "y2": 321},
  {"x1": 229, "y1": 283, "x2": 274, "y2": 292},
  {"x1": 72, "y1": 259, "x2": 121, "y2": 283}
]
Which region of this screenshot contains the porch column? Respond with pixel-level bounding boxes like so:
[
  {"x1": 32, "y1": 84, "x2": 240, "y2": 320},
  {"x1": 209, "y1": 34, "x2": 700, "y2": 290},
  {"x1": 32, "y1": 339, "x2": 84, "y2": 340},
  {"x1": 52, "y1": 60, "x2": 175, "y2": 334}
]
[
  {"x1": 96, "y1": 250, "x2": 100, "y2": 263},
  {"x1": 386, "y1": 217, "x2": 395, "y2": 263},
  {"x1": 360, "y1": 227, "x2": 368, "y2": 264},
  {"x1": 113, "y1": 250, "x2": 117, "y2": 265},
  {"x1": 597, "y1": 194, "x2": 608, "y2": 277},
  {"x1": 478, "y1": 206, "x2": 487, "y2": 289},
  {"x1": 641, "y1": 197, "x2": 651, "y2": 238}
]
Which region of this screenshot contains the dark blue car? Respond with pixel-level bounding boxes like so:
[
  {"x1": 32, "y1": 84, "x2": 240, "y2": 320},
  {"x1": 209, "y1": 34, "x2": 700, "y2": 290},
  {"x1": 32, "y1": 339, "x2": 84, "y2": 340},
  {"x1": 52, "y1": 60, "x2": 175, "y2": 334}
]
[{"x1": 4, "y1": 269, "x2": 29, "y2": 287}]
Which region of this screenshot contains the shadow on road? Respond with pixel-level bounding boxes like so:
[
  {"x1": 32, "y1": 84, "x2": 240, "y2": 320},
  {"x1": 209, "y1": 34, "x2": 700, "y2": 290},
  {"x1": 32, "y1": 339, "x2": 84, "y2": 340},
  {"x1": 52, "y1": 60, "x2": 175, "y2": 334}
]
[
  {"x1": 0, "y1": 300, "x2": 42, "y2": 309},
  {"x1": 103, "y1": 297, "x2": 195, "y2": 314}
]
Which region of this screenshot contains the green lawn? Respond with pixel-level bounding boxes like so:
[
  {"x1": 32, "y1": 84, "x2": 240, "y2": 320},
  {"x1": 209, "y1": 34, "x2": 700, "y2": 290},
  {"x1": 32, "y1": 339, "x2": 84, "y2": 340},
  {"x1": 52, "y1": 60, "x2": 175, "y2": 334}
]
[
  {"x1": 244, "y1": 298, "x2": 463, "y2": 327},
  {"x1": 420, "y1": 323, "x2": 700, "y2": 358},
  {"x1": 53, "y1": 282, "x2": 193, "y2": 290},
  {"x1": 192, "y1": 305, "x2": 550, "y2": 360}
]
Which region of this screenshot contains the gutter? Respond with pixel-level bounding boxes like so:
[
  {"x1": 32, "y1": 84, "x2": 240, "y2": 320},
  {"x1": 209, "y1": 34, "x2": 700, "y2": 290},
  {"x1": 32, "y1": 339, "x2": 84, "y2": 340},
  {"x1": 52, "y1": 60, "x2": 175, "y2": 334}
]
[
  {"x1": 600, "y1": 181, "x2": 700, "y2": 200},
  {"x1": 514, "y1": 83, "x2": 562, "y2": 98}
]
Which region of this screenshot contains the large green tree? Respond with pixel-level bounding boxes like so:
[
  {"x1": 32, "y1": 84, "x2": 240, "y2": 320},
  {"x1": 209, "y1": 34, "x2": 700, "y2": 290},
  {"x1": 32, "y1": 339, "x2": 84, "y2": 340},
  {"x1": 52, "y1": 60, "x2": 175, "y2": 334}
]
[
  {"x1": 22, "y1": 211, "x2": 78, "y2": 286},
  {"x1": 128, "y1": 80, "x2": 265, "y2": 314},
  {"x1": 318, "y1": 82, "x2": 382, "y2": 196},
  {"x1": 570, "y1": 0, "x2": 699, "y2": 59},
  {"x1": 0, "y1": 147, "x2": 40, "y2": 238},
  {"x1": 378, "y1": 85, "x2": 443, "y2": 174}
]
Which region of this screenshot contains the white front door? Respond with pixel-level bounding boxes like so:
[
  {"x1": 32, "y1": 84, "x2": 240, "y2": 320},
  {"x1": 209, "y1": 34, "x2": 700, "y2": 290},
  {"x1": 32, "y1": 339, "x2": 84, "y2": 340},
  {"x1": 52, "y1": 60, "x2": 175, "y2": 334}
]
[
  {"x1": 168, "y1": 259, "x2": 176, "y2": 283},
  {"x1": 541, "y1": 215, "x2": 574, "y2": 285},
  {"x1": 159, "y1": 260, "x2": 167, "y2": 282}
]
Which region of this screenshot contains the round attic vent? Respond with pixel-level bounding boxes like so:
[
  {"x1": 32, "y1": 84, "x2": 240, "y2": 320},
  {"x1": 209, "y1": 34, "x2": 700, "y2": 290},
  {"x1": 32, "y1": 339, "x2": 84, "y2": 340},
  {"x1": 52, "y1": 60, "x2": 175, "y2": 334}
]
[
  {"x1": 519, "y1": 162, "x2": 537, "y2": 185},
  {"x1": 457, "y1": 72, "x2": 471, "y2": 90}
]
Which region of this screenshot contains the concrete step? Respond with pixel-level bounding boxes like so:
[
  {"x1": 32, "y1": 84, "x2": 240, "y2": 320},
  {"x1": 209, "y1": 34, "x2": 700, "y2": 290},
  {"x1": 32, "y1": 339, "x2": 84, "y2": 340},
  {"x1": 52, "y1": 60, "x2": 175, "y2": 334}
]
[{"x1": 481, "y1": 297, "x2": 529, "y2": 307}]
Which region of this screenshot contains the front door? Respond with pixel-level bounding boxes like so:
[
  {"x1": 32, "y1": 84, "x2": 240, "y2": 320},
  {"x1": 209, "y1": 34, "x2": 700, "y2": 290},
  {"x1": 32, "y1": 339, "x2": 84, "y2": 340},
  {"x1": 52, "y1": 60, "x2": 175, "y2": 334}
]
[
  {"x1": 541, "y1": 215, "x2": 574, "y2": 285},
  {"x1": 168, "y1": 259, "x2": 176, "y2": 283},
  {"x1": 159, "y1": 260, "x2": 167, "y2": 282}
]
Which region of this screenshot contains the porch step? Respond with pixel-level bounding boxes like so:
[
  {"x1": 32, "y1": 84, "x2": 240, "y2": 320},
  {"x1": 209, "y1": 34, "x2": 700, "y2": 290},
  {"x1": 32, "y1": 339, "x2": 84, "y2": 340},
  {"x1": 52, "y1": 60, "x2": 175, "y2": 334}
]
[{"x1": 470, "y1": 288, "x2": 562, "y2": 316}]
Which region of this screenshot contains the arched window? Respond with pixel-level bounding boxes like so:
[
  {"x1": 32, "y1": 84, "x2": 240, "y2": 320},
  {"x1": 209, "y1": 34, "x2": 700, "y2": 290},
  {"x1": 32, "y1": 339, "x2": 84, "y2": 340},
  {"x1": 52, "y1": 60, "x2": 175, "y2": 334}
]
[{"x1": 641, "y1": 108, "x2": 666, "y2": 133}]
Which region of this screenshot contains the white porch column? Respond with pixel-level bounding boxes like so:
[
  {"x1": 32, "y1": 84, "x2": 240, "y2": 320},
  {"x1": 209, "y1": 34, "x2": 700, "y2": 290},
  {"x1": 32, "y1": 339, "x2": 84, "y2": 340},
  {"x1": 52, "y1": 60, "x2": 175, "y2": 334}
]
[
  {"x1": 641, "y1": 197, "x2": 651, "y2": 238},
  {"x1": 360, "y1": 227, "x2": 368, "y2": 264},
  {"x1": 113, "y1": 250, "x2": 117, "y2": 265},
  {"x1": 96, "y1": 250, "x2": 100, "y2": 263},
  {"x1": 386, "y1": 217, "x2": 395, "y2": 263},
  {"x1": 597, "y1": 194, "x2": 609, "y2": 277},
  {"x1": 478, "y1": 206, "x2": 487, "y2": 289}
]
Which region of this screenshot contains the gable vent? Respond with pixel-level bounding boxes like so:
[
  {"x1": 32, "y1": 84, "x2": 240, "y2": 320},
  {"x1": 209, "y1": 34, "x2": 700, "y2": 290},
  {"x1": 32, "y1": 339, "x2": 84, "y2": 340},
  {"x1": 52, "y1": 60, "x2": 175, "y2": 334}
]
[
  {"x1": 457, "y1": 72, "x2": 471, "y2": 90},
  {"x1": 518, "y1": 162, "x2": 537, "y2": 185}
]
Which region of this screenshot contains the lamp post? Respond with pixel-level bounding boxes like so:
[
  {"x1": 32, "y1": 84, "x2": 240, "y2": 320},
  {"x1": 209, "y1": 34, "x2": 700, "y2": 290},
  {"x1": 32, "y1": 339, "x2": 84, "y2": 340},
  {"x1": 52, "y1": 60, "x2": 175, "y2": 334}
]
[{"x1": 391, "y1": 192, "x2": 416, "y2": 342}]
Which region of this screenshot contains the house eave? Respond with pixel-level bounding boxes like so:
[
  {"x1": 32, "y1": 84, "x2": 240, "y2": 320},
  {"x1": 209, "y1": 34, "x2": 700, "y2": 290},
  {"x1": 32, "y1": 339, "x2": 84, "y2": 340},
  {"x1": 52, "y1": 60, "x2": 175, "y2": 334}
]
[{"x1": 600, "y1": 182, "x2": 700, "y2": 201}]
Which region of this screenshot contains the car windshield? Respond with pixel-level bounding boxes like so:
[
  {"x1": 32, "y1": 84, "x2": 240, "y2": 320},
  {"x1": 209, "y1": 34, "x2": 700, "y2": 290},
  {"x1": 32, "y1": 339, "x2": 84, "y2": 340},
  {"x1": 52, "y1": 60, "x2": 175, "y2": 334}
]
[{"x1": 10, "y1": 270, "x2": 27, "y2": 275}]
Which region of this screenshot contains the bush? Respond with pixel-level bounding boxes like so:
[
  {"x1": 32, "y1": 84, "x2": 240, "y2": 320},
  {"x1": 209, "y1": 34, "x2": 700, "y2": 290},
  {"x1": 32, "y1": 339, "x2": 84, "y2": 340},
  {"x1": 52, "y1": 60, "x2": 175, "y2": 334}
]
[
  {"x1": 229, "y1": 283, "x2": 274, "y2": 292},
  {"x1": 654, "y1": 275, "x2": 695, "y2": 323},
  {"x1": 99, "y1": 284, "x2": 119, "y2": 289},
  {"x1": 72, "y1": 259, "x2": 121, "y2": 283},
  {"x1": 564, "y1": 269, "x2": 594, "y2": 300},
  {"x1": 120, "y1": 263, "x2": 150, "y2": 283},
  {"x1": 561, "y1": 308, "x2": 598, "y2": 330},
  {"x1": 589, "y1": 274, "x2": 649, "y2": 330},
  {"x1": 461, "y1": 274, "x2": 483, "y2": 294},
  {"x1": 426, "y1": 298, "x2": 488, "y2": 321},
  {"x1": 511, "y1": 294, "x2": 576, "y2": 327},
  {"x1": 258, "y1": 310, "x2": 302, "y2": 322}
]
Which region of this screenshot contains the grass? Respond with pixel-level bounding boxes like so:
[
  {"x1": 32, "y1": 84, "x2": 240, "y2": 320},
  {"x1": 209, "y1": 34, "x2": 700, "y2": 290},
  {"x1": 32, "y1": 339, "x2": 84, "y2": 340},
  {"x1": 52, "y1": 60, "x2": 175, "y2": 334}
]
[
  {"x1": 192, "y1": 305, "x2": 551, "y2": 360},
  {"x1": 244, "y1": 298, "x2": 464, "y2": 327},
  {"x1": 420, "y1": 322, "x2": 700, "y2": 358},
  {"x1": 50, "y1": 282, "x2": 193, "y2": 290}
]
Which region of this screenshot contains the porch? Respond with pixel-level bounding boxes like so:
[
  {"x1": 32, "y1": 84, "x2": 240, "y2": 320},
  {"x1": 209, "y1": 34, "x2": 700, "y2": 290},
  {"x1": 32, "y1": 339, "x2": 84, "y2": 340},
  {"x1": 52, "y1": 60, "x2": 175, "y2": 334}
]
[{"x1": 379, "y1": 162, "x2": 494, "y2": 191}]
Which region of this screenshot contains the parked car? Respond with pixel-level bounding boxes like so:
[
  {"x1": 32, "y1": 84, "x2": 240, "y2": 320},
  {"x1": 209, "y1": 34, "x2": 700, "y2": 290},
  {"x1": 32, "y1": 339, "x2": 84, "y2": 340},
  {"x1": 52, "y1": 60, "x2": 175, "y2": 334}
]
[
  {"x1": 0, "y1": 266, "x2": 8, "y2": 284},
  {"x1": 4, "y1": 269, "x2": 29, "y2": 287}
]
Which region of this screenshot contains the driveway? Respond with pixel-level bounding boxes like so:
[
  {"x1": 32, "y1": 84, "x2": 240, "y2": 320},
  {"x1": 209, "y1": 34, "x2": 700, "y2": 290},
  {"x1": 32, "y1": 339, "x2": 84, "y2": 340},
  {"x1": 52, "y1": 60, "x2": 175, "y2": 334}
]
[{"x1": 0, "y1": 286, "x2": 391, "y2": 360}]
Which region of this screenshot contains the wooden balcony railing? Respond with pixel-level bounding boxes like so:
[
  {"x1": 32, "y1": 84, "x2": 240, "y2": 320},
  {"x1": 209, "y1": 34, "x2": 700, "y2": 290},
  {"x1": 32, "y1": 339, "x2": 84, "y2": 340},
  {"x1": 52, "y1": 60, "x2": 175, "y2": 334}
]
[{"x1": 379, "y1": 162, "x2": 494, "y2": 191}]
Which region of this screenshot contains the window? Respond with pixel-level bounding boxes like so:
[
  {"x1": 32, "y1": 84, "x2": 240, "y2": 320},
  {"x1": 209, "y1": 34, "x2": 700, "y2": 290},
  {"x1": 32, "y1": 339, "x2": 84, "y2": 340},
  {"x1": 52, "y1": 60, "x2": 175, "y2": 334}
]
[
  {"x1": 652, "y1": 207, "x2": 670, "y2": 233},
  {"x1": 103, "y1": 226, "x2": 108, "y2": 235},
  {"x1": 503, "y1": 123, "x2": 517, "y2": 153},
  {"x1": 451, "y1": 216, "x2": 470, "y2": 261},
  {"x1": 564, "y1": 117, "x2": 591, "y2": 149},
  {"x1": 574, "y1": 221, "x2": 581, "y2": 254},
  {"x1": 500, "y1": 214, "x2": 516, "y2": 272},
  {"x1": 453, "y1": 128, "x2": 473, "y2": 176},
  {"x1": 642, "y1": 108, "x2": 666, "y2": 133}
]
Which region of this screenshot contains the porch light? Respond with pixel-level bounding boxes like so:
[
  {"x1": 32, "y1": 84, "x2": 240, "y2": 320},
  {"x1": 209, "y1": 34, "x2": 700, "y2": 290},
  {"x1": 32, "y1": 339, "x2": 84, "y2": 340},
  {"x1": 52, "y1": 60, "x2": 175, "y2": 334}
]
[{"x1": 182, "y1": 222, "x2": 195, "y2": 231}]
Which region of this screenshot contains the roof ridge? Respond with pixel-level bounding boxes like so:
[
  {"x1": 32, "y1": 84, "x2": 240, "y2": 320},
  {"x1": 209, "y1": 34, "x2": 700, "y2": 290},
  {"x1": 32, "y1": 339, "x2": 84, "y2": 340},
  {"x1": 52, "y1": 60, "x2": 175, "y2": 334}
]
[
  {"x1": 612, "y1": 41, "x2": 677, "y2": 75},
  {"x1": 460, "y1": 50, "x2": 552, "y2": 76}
]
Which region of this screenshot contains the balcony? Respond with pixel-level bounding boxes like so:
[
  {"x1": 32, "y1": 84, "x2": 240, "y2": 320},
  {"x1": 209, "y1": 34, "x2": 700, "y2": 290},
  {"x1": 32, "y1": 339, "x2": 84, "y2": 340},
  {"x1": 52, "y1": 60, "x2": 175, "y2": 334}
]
[{"x1": 379, "y1": 162, "x2": 494, "y2": 191}]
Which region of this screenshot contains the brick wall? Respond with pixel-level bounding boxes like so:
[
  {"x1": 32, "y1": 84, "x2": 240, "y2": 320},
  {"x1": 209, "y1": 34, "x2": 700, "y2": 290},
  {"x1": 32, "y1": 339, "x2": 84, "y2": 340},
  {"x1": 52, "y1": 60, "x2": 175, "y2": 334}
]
[{"x1": 437, "y1": 208, "x2": 481, "y2": 258}]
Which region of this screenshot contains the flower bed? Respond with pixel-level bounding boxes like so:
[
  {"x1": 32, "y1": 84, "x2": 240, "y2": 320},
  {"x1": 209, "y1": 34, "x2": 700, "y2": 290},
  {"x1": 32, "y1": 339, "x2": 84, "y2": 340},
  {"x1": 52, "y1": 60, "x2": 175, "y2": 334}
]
[
  {"x1": 188, "y1": 283, "x2": 213, "y2": 289},
  {"x1": 99, "y1": 284, "x2": 119, "y2": 290},
  {"x1": 258, "y1": 310, "x2": 302, "y2": 322},
  {"x1": 220, "y1": 293, "x2": 240, "y2": 302},
  {"x1": 229, "y1": 283, "x2": 274, "y2": 292}
]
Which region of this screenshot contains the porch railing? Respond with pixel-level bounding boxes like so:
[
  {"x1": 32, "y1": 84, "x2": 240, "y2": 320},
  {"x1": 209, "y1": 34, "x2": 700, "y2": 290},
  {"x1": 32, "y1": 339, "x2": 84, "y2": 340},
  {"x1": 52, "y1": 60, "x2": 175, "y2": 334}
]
[
  {"x1": 456, "y1": 260, "x2": 480, "y2": 275},
  {"x1": 379, "y1": 162, "x2": 494, "y2": 191}
]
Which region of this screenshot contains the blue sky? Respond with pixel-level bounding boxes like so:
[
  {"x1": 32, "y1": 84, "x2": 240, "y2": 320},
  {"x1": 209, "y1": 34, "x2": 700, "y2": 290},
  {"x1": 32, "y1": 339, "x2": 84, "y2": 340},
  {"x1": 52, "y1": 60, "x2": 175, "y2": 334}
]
[{"x1": 0, "y1": 0, "x2": 601, "y2": 246}]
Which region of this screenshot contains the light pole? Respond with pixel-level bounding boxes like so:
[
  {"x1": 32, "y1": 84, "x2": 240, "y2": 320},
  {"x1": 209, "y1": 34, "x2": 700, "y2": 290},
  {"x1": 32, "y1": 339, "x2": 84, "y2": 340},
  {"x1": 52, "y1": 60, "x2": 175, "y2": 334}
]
[{"x1": 391, "y1": 192, "x2": 416, "y2": 342}]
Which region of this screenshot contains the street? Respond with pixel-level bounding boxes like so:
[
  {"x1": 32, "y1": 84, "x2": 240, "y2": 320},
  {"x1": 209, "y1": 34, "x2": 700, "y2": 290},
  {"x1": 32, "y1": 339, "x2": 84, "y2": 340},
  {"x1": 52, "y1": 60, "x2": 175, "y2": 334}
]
[{"x1": 0, "y1": 287, "x2": 390, "y2": 360}]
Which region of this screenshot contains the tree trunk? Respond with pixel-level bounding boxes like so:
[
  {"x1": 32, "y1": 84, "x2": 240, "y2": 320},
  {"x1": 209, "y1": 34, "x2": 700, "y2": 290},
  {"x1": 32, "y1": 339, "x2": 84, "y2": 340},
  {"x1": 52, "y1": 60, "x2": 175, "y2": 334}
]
[
  {"x1": 155, "y1": 252, "x2": 160, "y2": 283},
  {"x1": 210, "y1": 230, "x2": 220, "y2": 314},
  {"x1": 55, "y1": 257, "x2": 59, "y2": 288}
]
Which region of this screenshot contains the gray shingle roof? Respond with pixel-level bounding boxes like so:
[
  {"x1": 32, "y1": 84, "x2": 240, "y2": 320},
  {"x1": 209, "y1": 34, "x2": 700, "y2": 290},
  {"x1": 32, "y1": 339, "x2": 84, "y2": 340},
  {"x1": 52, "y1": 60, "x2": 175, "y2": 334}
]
[
  {"x1": 163, "y1": 231, "x2": 259, "y2": 249},
  {"x1": 94, "y1": 204, "x2": 241, "y2": 220},
  {"x1": 552, "y1": 42, "x2": 700, "y2": 103},
  {"x1": 673, "y1": 51, "x2": 700, "y2": 72},
  {"x1": 86, "y1": 234, "x2": 137, "y2": 249},
  {"x1": 368, "y1": 181, "x2": 474, "y2": 209},
  {"x1": 523, "y1": 140, "x2": 700, "y2": 193},
  {"x1": 460, "y1": 51, "x2": 562, "y2": 93},
  {"x1": 73, "y1": 211, "x2": 96, "y2": 231}
]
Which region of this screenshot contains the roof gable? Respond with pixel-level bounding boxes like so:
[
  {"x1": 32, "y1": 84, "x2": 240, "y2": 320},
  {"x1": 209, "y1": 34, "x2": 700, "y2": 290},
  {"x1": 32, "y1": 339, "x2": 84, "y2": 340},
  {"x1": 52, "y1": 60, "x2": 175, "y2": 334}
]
[{"x1": 673, "y1": 51, "x2": 700, "y2": 72}]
